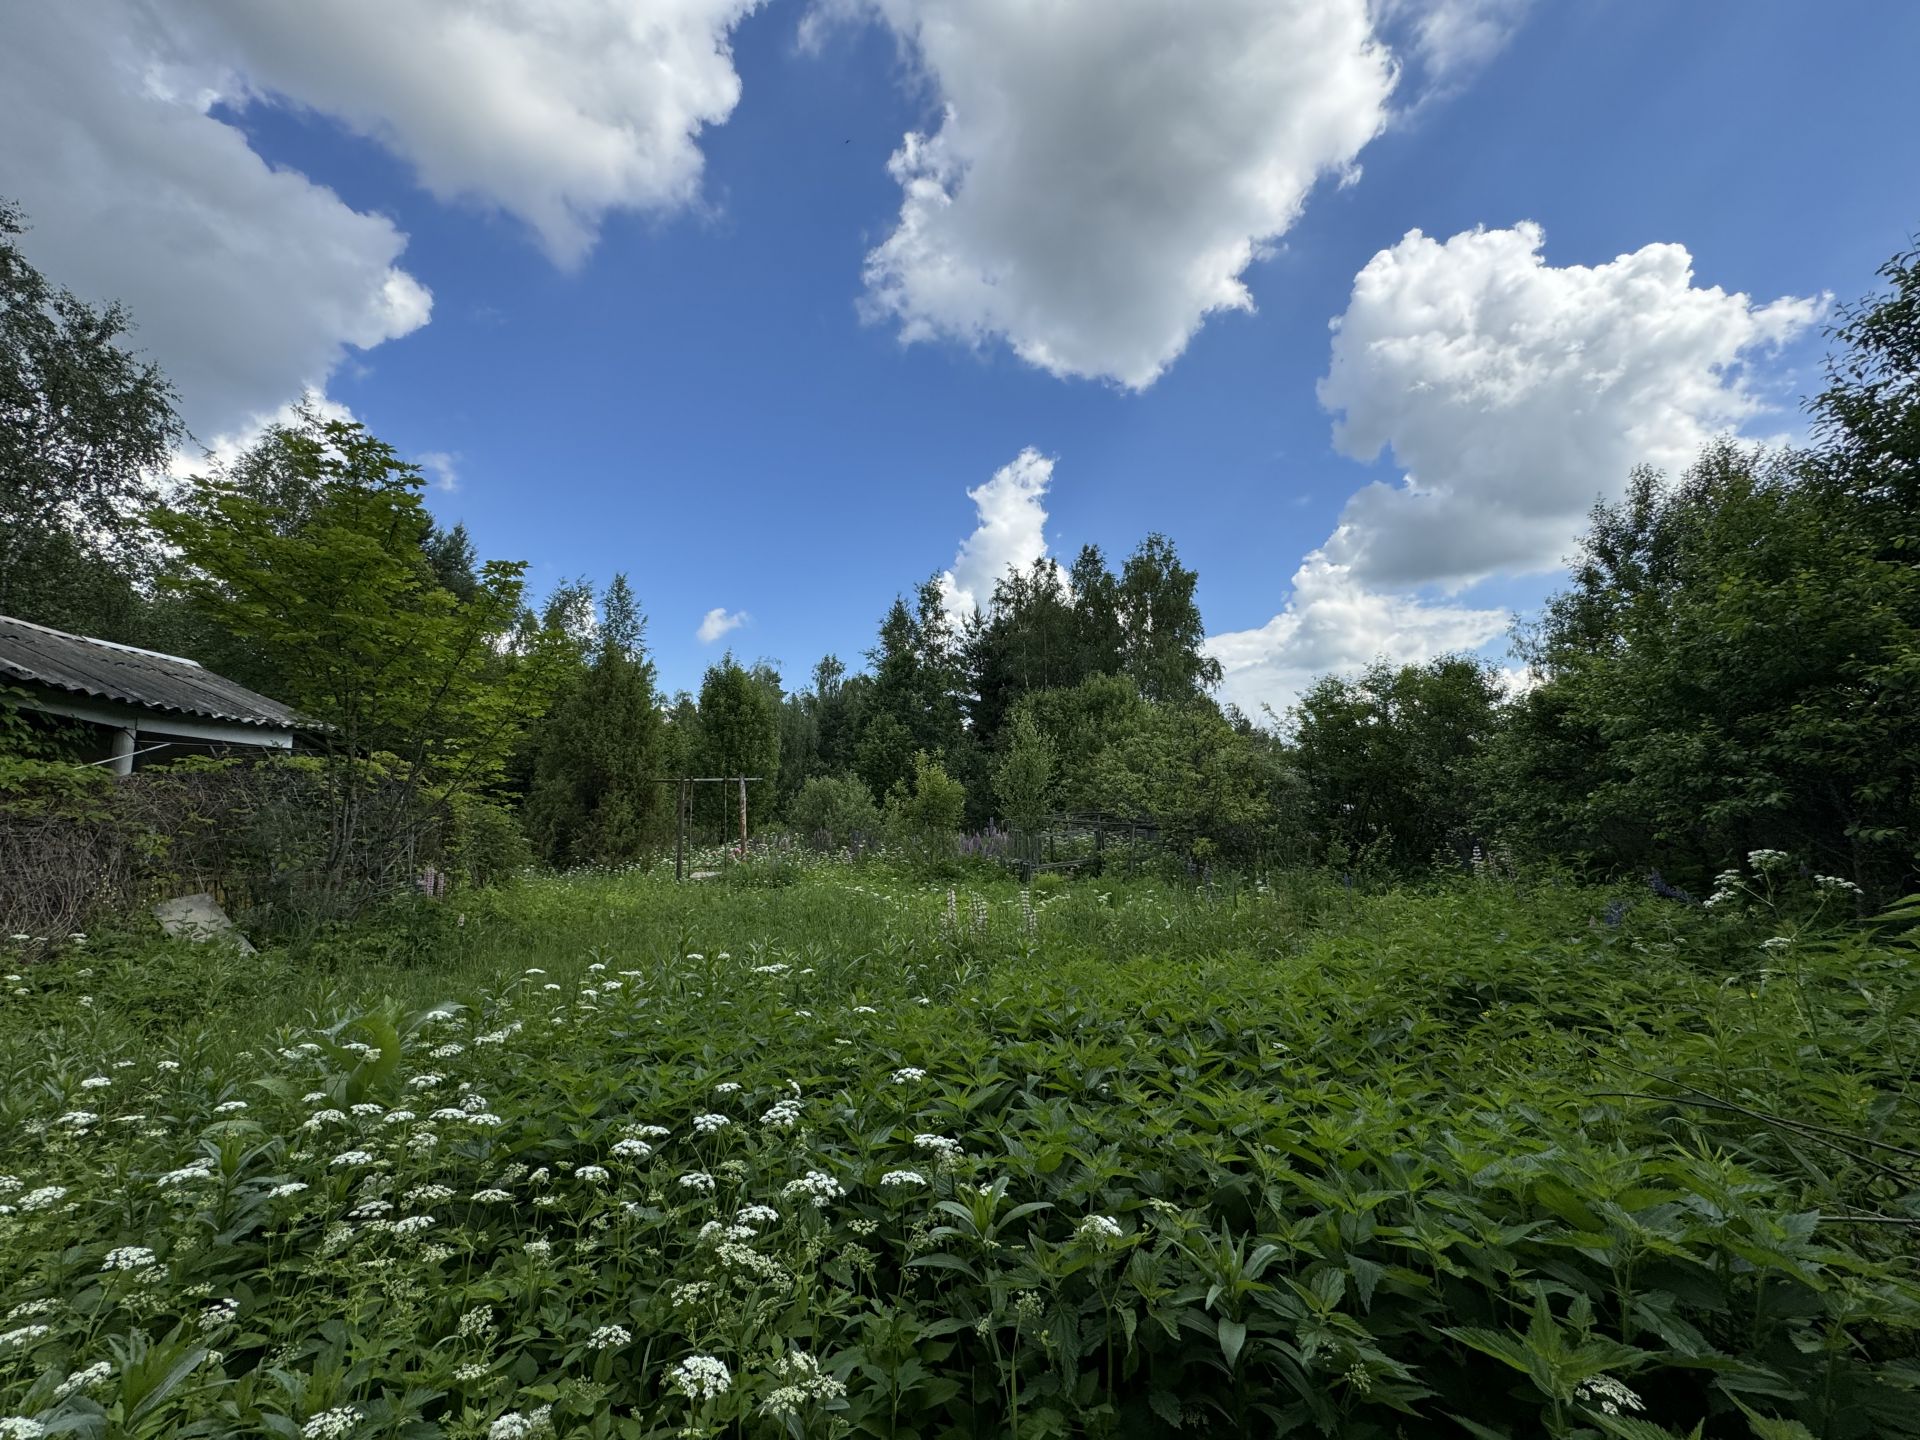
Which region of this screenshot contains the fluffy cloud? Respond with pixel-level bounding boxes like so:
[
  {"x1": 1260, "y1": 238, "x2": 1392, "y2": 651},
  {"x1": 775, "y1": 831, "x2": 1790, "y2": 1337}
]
[
  {"x1": 697, "y1": 607, "x2": 750, "y2": 644},
  {"x1": 1209, "y1": 222, "x2": 1821, "y2": 718},
  {"x1": 1374, "y1": 0, "x2": 1535, "y2": 88},
  {"x1": 0, "y1": 4, "x2": 430, "y2": 446},
  {"x1": 1319, "y1": 222, "x2": 1822, "y2": 591},
  {"x1": 853, "y1": 0, "x2": 1397, "y2": 389},
  {"x1": 937, "y1": 448, "x2": 1056, "y2": 622},
  {"x1": 160, "y1": 0, "x2": 764, "y2": 266},
  {"x1": 416, "y1": 452, "x2": 460, "y2": 493},
  {"x1": 1207, "y1": 554, "x2": 1507, "y2": 720}
]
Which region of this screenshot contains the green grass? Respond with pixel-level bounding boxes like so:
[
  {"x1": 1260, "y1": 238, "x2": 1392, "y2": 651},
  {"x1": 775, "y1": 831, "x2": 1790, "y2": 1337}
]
[{"x1": 2, "y1": 863, "x2": 1916, "y2": 1439}]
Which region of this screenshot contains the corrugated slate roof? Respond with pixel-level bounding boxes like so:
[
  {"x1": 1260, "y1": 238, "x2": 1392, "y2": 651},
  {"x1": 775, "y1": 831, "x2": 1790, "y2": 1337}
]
[{"x1": 0, "y1": 614, "x2": 302, "y2": 730}]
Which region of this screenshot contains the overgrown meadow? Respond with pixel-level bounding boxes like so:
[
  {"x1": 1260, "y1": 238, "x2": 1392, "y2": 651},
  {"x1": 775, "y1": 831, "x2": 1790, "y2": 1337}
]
[{"x1": 3, "y1": 861, "x2": 1917, "y2": 1440}]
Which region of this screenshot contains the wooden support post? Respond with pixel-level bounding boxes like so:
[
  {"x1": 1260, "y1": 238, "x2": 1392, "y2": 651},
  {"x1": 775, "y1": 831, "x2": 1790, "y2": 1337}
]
[
  {"x1": 675, "y1": 778, "x2": 689, "y2": 882},
  {"x1": 737, "y1": 776, "x2": 748, "y2": 852}
]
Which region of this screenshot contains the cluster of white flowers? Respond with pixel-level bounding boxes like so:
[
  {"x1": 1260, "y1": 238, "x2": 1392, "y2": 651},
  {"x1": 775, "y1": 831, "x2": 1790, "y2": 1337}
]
[
  {"x1": 588, "y1": 1324, "x2": 631, "y2": 1349},
  {"x1": 671, "y1": 1281, "x2": 714, "y2": 1307},
  {"x1": 751, "y1": 961, "x2": 790, "y2": 974},
  {"x1": 56, "y1": 1111, "x2": 98, "y2": 1130},
  {"x1": 852, "y1": 1005, "x2": 878, "y2": 1015},
  {"x1": 157, "y1": 1060, "x2": 180, "y2": 1072},
  {"x1": 80, "y1": 1075, "x2": 112, "y2": 1090},
  {"x1": 475, "y1": 1023, "x2": 521, "y2": 1046},
  {"x1": 17, "y1": 1186, "x2": 70, "y2": 1212},
  {"x1": 330, "y1": 1150, "x2": 375, "y2": 1169},
  {"x1": 624, "y1": 1123, "x2": 671, "y2": 1140},
  {"x1": 524, "y1": 1239, "x2": 554, "y2": 1261},
  {"x1": 880, "y1": 1170, "x2": 926, "y2": 1188},
  {"x1": 736, "y1": 1203, "x2": 780, "y2": 1226},
  {"x1": 575, "y1": 1166, "x2": 610, "y2": 1185},
  {"x1": 1076, "y1": 1214, "x2": 1124, "y2": 1243},
  {"x1": 429, "y1": 1043, "x2": 465, "y2": 1059},
  {"x1": 611, "y1": 1138, "x2": 652, "y2": 1160},
  {"x1": 53, "y1": 1359, "x2": 113, "y2": 1399},
  {"x1": 692, "y1": 1112, "x2": 731, "y2": 1134},
  {"x1": 668, "y1": 1354, "x2": 731, "y2": 1401},
  {"x1": 1747, "y1": 848, "x2": 1792, "y2": 872},
  {"x1": 198, "y1": 1298, "x2": 239, "y2": 1331},
  {"x1": 269, "y1": 1182, "x2": 309, "y2": 1199},
  {"x1": 102, "y1": 1245, "x2": 158, "y2": 1271},
  {"x1": 1575, "y1": 1375, "x2": 1644, "y2": 1417},
  {"x1": 713, "y1": 1081, "x2": 742, "y2": 1094},
  {"x1": 368, "y1": 1214, "x2": 435, "y2": 1237},
  {"x1": 486, "y1": 1404, "x2": 552, "y2": 1439},
  {"x1": 759, "y1": 1349, "x2": 847, "y2": 1418},
  {"x1": 890, "y1": 1067, "x2": 927, "y2": 1084},
  {"x1": 383, "y1": 1110, "x2": 416, "y2": 1126},
  {"x1": 472, "y1": 1189, "x2": 512, "y2": 1203},
  {"x1": 301, "y1": 1408, "x2": 361, "y2": 1440},
  {"x1": 781, "y1": 1170, "x2": 844, "y2": 1207},
  {"x1": 1760, "y1": 936, "x2": 1794, "y2": 952},
  {"x1": 304, "y1": 1110, "x2": 348, "y2": 1131},
  {"x1": 1815, "y1": 874, "x2": 1863, "y2": 894},
  {"x1": 407, "y1": 1073, "x2": 445, "y2": 1089},
  {"x1": 211, "y1": 1100, "x2": 248, "y2": 1114},
  {"x1": 0, "y1": 1418, "x2": 48, "y2": 1439},
  {"x1": 914, "y1": 1133, "x2": 963, "y2": 1158},
  {"x1": 678, "y1": 1171, "x2": 717, "y2": 1194},
  {"x1": 1, "y1": 1325, "x2": 52, "y2": 1349},
  {"x1": 761, "y1": 1098, "x2": 802, "y2": 1129},
  {"x1": 158, "y1": 1158, "x2": 216, "y2": 1188}
]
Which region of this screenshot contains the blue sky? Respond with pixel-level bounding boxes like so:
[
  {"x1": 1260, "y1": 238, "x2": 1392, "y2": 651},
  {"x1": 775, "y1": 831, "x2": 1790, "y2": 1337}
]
[{"x1": 3, "y1": 1, "x2": 1915, "y2": 713}]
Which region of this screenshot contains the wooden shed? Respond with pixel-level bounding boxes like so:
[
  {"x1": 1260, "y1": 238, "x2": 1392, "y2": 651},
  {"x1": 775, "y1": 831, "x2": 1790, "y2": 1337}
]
[{"x1": 0, "y1": 614, "x2": 301, "y2": 773}]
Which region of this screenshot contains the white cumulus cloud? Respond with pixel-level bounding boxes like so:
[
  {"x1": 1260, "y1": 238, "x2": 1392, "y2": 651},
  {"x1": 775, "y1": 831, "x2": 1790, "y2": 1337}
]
[
  {"x1": 697, "y1": 608, "x2": 750, "y2": 644},
  {"x1": 937, "y1": 448, "x2": 1056, "y2": 623},
  {"x1": 0, "y1": 3, "x2": 431, "y2": 446},
  {"x1": 1318, "y1": 222, "x2": 1822, "y2": 591},
  {"x1": 851, "y1": 0, "x2": 1397, "y2": 389},
  {"x1": 416, "y1": 452, "x2": 460, "y2": 493},
  {"x1": 1209, "y1": 222, "x2": 1822, "y2": 718},
  {"x1": 159, "y1": 0, "x2": 765, "y2": 266},
  {"x1": 1208, "y1": 554, "x2": 1508, "y2": 721}
]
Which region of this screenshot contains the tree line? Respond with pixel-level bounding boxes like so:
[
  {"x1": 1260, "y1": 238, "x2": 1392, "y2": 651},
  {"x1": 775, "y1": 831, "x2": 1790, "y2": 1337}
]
[{"x1": 5, "y1": 195, "x2": 1916, "y2": 904}]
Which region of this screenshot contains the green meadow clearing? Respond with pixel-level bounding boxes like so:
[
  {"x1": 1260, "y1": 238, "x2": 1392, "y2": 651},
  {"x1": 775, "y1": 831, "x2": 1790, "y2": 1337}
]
[{"x1": 3, "y1": 862, "x2": 1917, "y2": 1440}]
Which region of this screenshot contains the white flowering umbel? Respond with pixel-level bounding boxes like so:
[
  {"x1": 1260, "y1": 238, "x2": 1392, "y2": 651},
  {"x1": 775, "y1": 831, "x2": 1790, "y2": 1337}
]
[
  {"x1": 668, "y1": 1354, "x2": 731, "y2": 1401},
  {"x1": 588, "y1": 1324, "x2": 631, "y2": 1349},
  {"x1": 1076, "y1": 1215, "x2": 1124, "y2": 1243},
  {"x1": 1575, "y1": 1375, "x2": 1644, "y2": 1417},
  {"x1": 782, "y1": 1170, "x2": 845, "y2": 1207},
  {"x1": 759, "y1": 1349, "x2": 847, "y2": 1417},
  {"x1": 300, "y1": 1407, "x2": 360, "y2": 1439}
]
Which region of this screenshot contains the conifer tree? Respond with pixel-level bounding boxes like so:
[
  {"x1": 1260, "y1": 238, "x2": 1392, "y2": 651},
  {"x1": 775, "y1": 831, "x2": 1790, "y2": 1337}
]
[{"x1": 524, "y1": 575, "x2": 666, "y2": 867}]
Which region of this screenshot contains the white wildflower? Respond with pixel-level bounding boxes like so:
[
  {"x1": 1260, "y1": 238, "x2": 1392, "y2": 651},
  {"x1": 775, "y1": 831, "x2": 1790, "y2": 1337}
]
[
  {"x1": 80, "y1": 1076, "x2": 112, "y2": 1090},
  {"x1": 588, "y1": 1323, "x2": 631, "y2": 1349},
  {"x1": 691, "y1": 1113, "x2": 730, "y2": 1134},
  {"x1": 668, "y1": 1354, "x2": 731, "y2": 1401},
  {"x1": 576, "y1": 1165, "x2": 610, "y2": 1184},
  {"x1": 330, "y1": 1150, "x2": 375, "y2": 1168},
  {"x1": 102, "y1": 1245, "x2": 158, "y2": 1270},
  {"x1": 301, "y1": 1407, "x2": 360, "y2": 1439},
  {"x1": 880, "y1": 1170, "x2": 925, "y2": 1188},
  {"x1": 678, "y1": 1171, "x2": 716, "y2": 1194},
  {"x1": 890, "y1": 1067, "x2": 926, "y2": 1084},
  {"x1": 611, "y1": 1138, "x2": 652, "y2": 1160},
  {"x1": 781, "y1": 1170, "x2": 844, "y2": 1207},
  {"x1": 54, "y1": 1359, "x2": 113, "y2": 1398},
  {"x1": 212, "y1": 1100, "x2": 248, "y2": 1114},
  {"x1": 1076, "y1": 1215, "x2": 1124, "y2": 1242},
  {"x1": 269, "y1": 1182, "x2": 309, "y2": 1198}
]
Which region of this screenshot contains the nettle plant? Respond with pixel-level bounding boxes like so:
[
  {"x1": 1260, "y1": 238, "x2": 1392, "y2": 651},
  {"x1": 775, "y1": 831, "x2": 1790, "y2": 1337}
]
[{"x1": 0, "y1": 869, "x2": 1917, "y2": 1439}]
